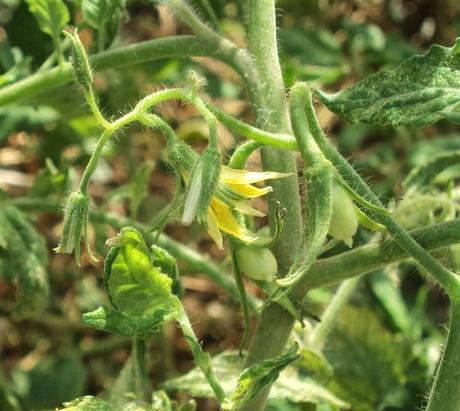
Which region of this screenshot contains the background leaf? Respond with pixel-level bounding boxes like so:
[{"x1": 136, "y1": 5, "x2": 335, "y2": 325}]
[
  {"x1": 317, "y1": 38, "x2": 460, "y2": 127},
  {"x1": 0, "y1": 205, "x2": 49, "y2": 319}
]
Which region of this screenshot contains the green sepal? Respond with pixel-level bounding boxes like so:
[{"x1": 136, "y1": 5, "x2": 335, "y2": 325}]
[
  {"x1": 54, "y1": 190, "x2": 95, "y2": 265},
  {"x1": 63, "y1": 30, "x2": 93, "y2": 89},
  {"x1": 182, "y1": 147, "x2": 222, "y2": 225}
]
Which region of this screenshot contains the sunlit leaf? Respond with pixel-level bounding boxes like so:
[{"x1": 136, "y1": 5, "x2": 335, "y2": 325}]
[
  {"x1": 25, "y1": 0, "x2": 69, "y2": 37},
  {"x1": 317, "y1": 38, "x2": 460, "y2": 127}
]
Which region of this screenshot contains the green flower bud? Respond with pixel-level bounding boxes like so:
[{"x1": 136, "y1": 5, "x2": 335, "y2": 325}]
[
  {"x1": 236, "y1": 246, "x2": 278, "y2": 282},
  {"x1": 328, "y1": 183, "x2": 358, "y2": 247},
  {"x1": 54, "y1": 190, "x2": 96, "y2": 264},
  {"x1": 63, "y1": 30, "x2": 93, "y2": 89},
  {"x1": 182, "y1": 147, "x2": 222, "y2": 225}
]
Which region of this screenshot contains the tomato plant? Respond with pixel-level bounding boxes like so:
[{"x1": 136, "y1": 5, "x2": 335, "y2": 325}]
[{"x1": 1, "y1": 1, "x2": 460, "y2": 410}]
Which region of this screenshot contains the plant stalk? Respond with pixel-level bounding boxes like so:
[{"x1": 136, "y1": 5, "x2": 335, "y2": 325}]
[
  {"x1": 426, "y1": 301, "x2": 460, "y2": 411},
  {"x1": 241, "y1": 1, "x2": 303, "y2": 410}
]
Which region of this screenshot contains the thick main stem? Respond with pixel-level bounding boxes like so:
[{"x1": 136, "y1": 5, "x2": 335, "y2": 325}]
[
  {"x1": 242, "y1": 1, "x2": 303, "y2": 410},
  {"x1": 426, "y1": 302, "x2": 460, "y2": 411}
]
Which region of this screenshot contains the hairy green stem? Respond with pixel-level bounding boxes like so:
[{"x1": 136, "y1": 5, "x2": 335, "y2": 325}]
[
  {"x1": 241, "y1": 1, "x2": 304, "y2": 410},
  {"x1": 426, "y1": 302, "x2": 460, "y2": 411},
  {"x1": 85, "y1": 88, "x2": 111, "y2": 129},
  {"x1": 0, "y1": 36, "x2": 227, "y2": 106},
  {"x1": 79, "y1": 128, "x2": 114, "y2": 194}
]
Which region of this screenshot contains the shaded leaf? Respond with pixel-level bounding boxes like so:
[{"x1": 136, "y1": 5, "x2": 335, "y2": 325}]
[
  {"x1": 223, "y1": 344, "x2": 301, "y2": 410},
  {"x1": 324, "y1": 307, "x2": 426, "y2": 411},
  {"x1": 13, "y1": 355, "x2": 86, "y2": 410},
  {"x1": 0, "y1": 205, "x2": 49, "y2": 319},
  {"x1": 317, "y1": 38, "x2": 460, "y2": 127}
]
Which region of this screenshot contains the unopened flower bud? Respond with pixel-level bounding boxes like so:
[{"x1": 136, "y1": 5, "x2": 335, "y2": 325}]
[
  {"x1": 328, "y1": 183, "x2": 358, "y2": 247},
  {"x1": 54, "y1": 190, "x2": 95, "y2": 264},
  {"x1": 64, "y1": 30, "x2": 93, "y2": 89},
  {"x1": 182, "y1": 147, "x2": 222, "y2": 225}
]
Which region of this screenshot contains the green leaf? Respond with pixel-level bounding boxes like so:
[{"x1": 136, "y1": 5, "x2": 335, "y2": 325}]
[
  {"x1": 25, "y1": 0, "x2": 70, "y2": 38},
  {"x1": 223, "y1": 344, "x2": 301, "y2": 410},
  {"x1": 317, "y1": 38, "x2": 460, "y2": 127},
  {"x1": 84, "y1": 227, "x2": 180, "y2": 337},
  {"x1": 162, "y1": 350, "x2": 348, "y2": 409},
  {"x1": 0, "y1": 205, "x2": 49, "y2": 319},
  {"x1": 105, "y1": 227, "x2": 179, "y2": 318},
  {"x1": 324, "y1": 307, "x2": 426, "y2": 411},
  {"x1": 60, "y1": 396, "x2": 112, "y2": 410},
  {"x1": 82, "y1": 305, "x2": 173, "y2": 337},
  {"x1": 13, "y1": 355, "x2": 87, "y2": 410}
]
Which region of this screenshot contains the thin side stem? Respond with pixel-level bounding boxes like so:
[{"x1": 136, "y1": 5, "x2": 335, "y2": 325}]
[
  {"x1": 85, "y1": 88, "x2": 111, "y2": 129},
  {"x1": 309, "y1": 277, "x2": 360, "y2": 351},
  {"x1": 132, "y1": 337, "x2": 150, "y2": 401},
  {"x1": 177, "y1": 306, "x2": 226, "y2": 404},
  {"x1": 79, "y1": 128, "x2": 114, "y2": 194}
]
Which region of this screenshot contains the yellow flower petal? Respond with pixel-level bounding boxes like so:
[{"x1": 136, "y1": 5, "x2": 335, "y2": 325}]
[
  {"x1": 228, "y1": 183, "x2": 273, "y2": 199},
  {"x1": 209, "y1": 198, "x2": 258, "y2": 242},
  {"x1": 207, "y1": 208, "x2": 223, "y2": 249},
  {"x1": 221, "y1": 166, "x2": 292, "y2": 185},
  {"x1": 233, "y1": 201, "x2": 266, "y2": 217}
]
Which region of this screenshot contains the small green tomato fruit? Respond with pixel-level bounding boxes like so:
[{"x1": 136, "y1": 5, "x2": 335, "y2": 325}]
[
  {"x1": 236, "y1": 246, "x2": 278, "y2": 281},
  {"x1": 328, "y1": 183, "x2": 358, "y2": 247}
]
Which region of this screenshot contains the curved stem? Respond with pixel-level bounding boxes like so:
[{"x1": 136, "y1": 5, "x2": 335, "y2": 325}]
[
  {"x1": 79, "y1": 128, "x2": 114, "y2": 194},
  {"x1": 85, "y1": 88, "x2": 111, "y2": 129},
  {"x1": 228, "y1": 140, "x2": 262, "y2": 169},
  {"x1": 426, "y1": 301, "x2": 460, "y2": 411}
]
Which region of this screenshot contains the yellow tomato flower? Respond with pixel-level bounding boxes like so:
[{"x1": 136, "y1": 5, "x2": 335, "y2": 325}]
[{"x1": 205, "y1": 166, "x2": 291, "y2": 249}]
